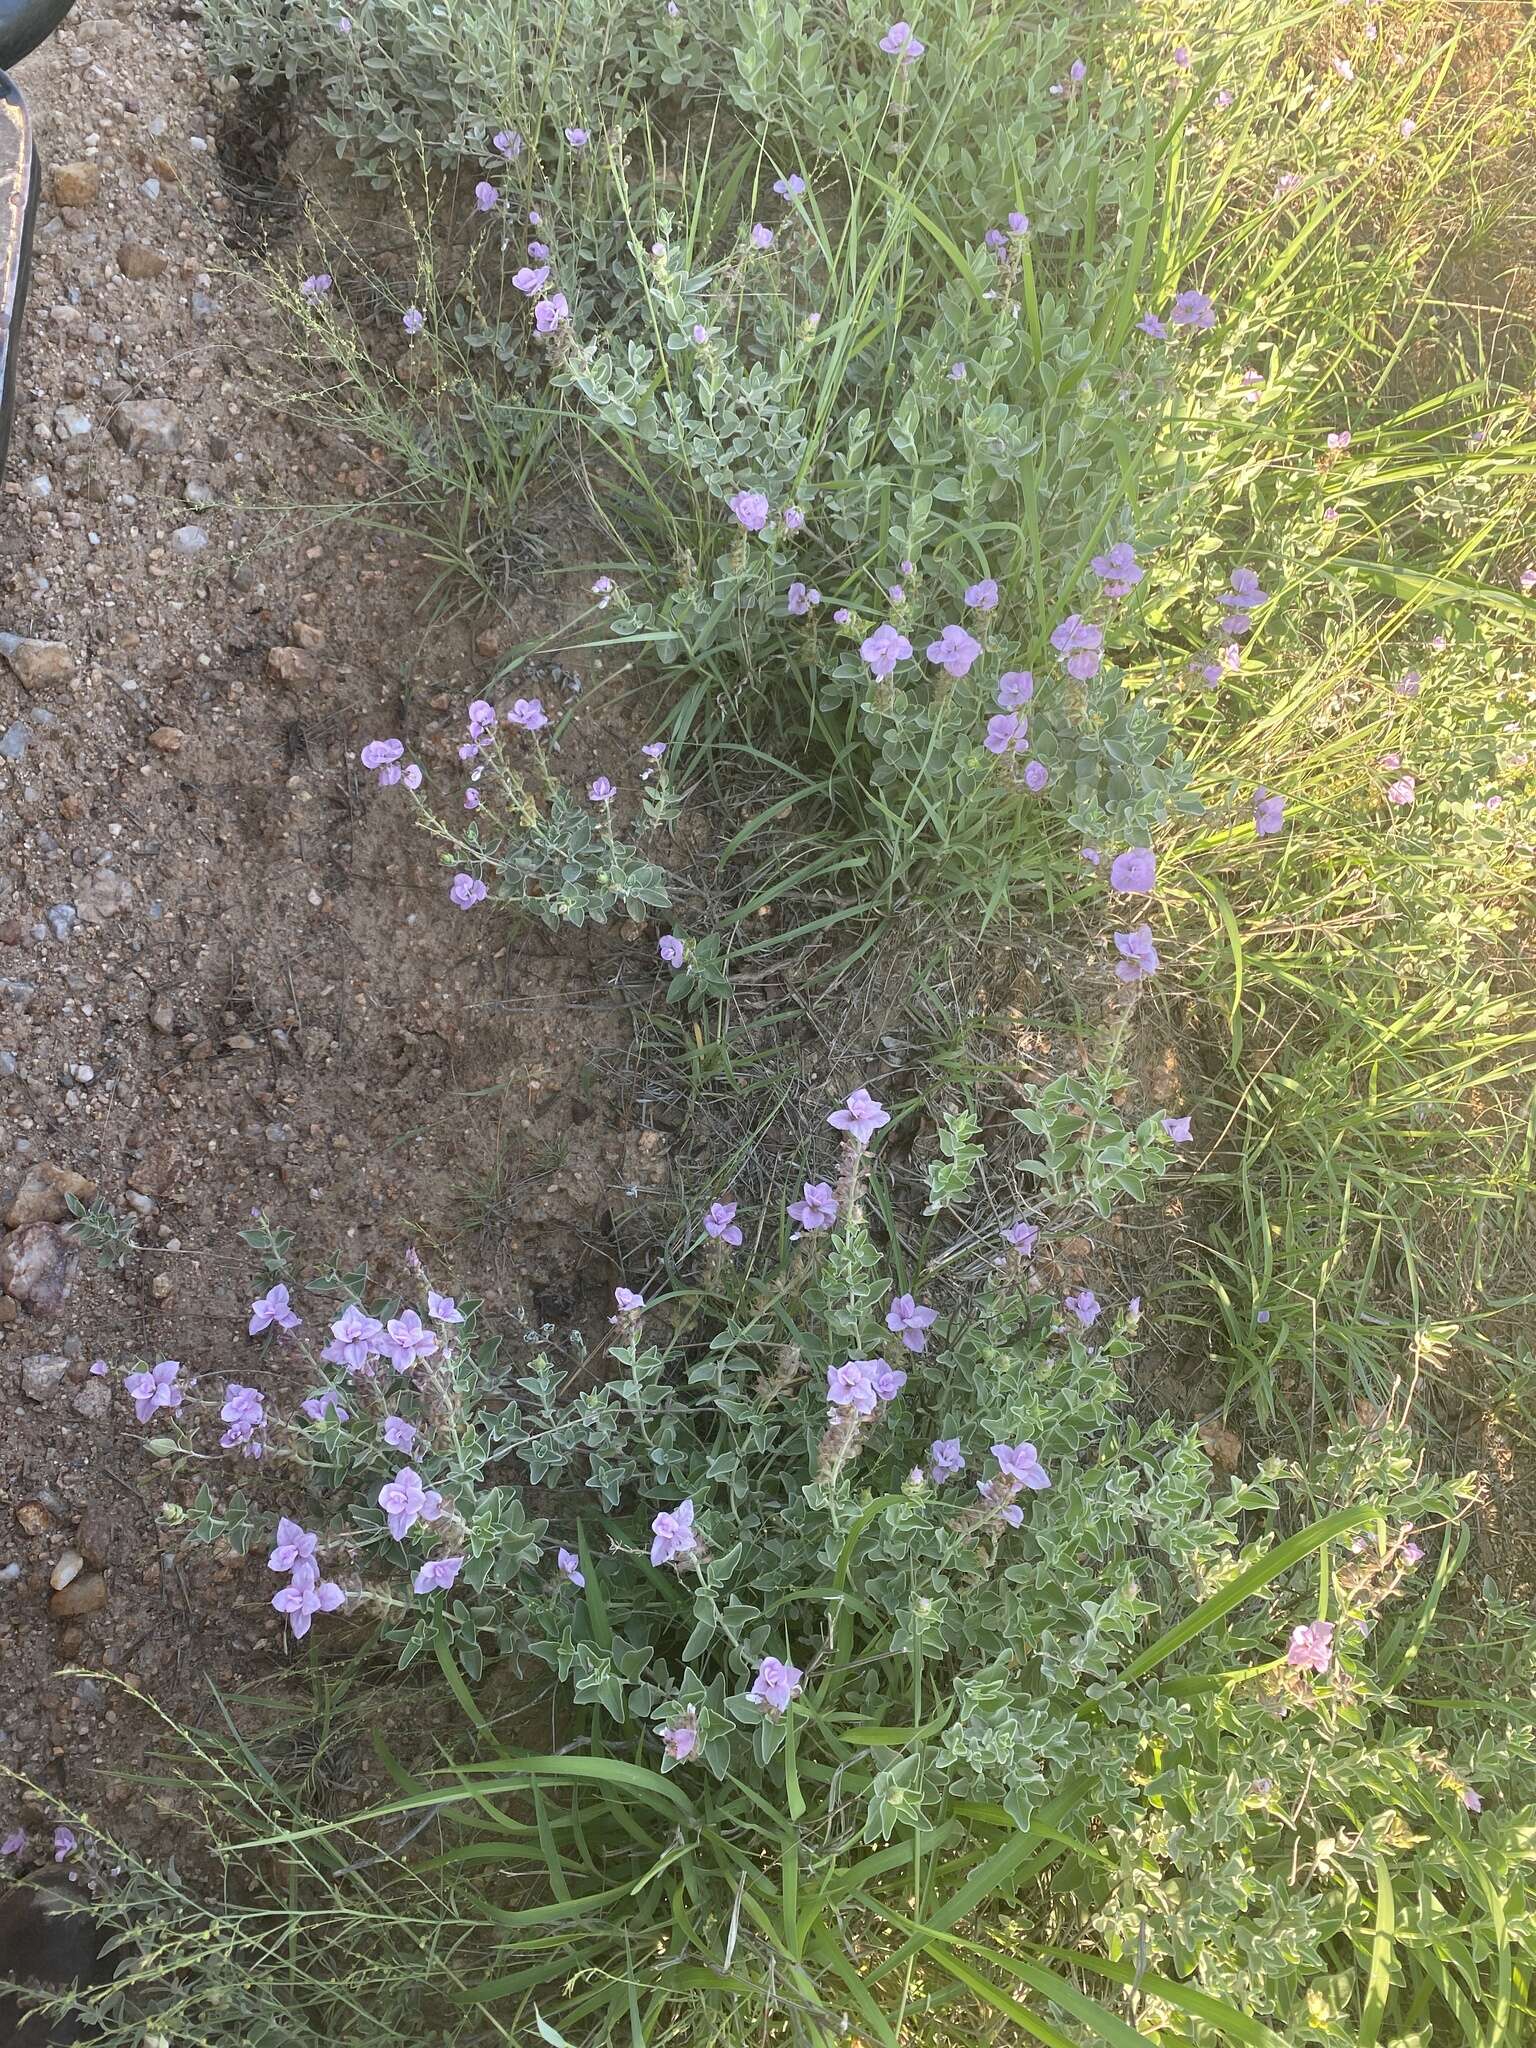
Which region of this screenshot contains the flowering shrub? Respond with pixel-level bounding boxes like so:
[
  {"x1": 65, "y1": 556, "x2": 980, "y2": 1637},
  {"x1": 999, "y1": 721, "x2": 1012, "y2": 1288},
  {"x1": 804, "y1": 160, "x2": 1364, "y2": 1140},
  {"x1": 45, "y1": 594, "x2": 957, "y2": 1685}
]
[
  {"x1": 357, "y1": 699, "x2": 674, "y2": 927},
  {"x1": 117, "y1": 1078, "x2": 1533, "y2": 2043}
]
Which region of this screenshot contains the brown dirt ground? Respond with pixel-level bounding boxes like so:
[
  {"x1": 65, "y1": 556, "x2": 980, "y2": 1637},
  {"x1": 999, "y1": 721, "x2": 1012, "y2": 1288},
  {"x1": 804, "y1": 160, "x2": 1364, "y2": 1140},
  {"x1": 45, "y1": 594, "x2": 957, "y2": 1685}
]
[{"x1": 0, "y1": 0, "x2": 655, "y2": 1879}]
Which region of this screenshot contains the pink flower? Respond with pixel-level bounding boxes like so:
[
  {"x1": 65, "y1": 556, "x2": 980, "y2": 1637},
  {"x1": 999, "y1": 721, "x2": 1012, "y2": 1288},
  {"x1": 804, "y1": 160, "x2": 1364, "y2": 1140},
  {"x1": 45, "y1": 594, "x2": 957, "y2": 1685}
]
[
  {"x1": 788, "y1": 1180, "x2": 839, "y2": 1231},
  {"x1": 268, "y1": 1517, "x2": 319, "y2": 1575},
  {"x1": 828, "y1": 1087, "x2": 890, "y2": 1145},
  {"x1": 748, "y1": 1655, "x2": 803, "y2": 1714},
  {"x1": 1286, "y1": 1619, "x2": 1334, "y2": 1675},
  {"x1": 1385, "y1": 773, "x2": 1416, "y2": 808},
  {"x1": 702, "y1": 1199, "x2": 743, "y2": 1246}
]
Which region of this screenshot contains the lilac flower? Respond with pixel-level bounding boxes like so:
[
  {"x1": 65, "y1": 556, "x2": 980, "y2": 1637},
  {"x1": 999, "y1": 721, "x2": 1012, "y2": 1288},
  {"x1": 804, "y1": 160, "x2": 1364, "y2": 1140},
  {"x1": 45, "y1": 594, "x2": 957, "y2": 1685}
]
[
  {"x1": 1326, "y1": 428, "x2": 1351, "y2": 452},
  {"x1": 870, "y1": 1359, "x2": 907, "y2": 1402},
  {"x1": 0, "y1": 1830, "x2": 26, "y2": 1858},
  {"x1": 1520, "y1": 565, "x2": 1536, "y2": 596},
  {"x1": 832, "y1": 607, "x2": 851, "y2": 624},
  {"x1": 1050, "y1": 613, "x2": 1104, "y2": 679},
  {"x1": 565, "y1": 126, "x2": 589, "y2": 147},
  {"x1": 773, "y1": 173, "x2": 807, "y2": 198},
  {"x1": 878, "y1": 19, "x2": 924, "y2": 62},
  {"x1": 886, "y1": 1294, "x2": 938, "y2": 1352},
  {"x1": 993, "y1": 1441, "x2": 1051, "y2": 1491},
  {"x1": 1023, "y1": 760, "x2": 1050, "y2": 793},
  {"x1": 613, "y1": 1286, "x2": 645, "y2": 1316},
  {"x1": 750, "y1": 224, "x2": 774, "y2": 251},
  {"x1": 691, "y1": 322, "x2": 708, "y2": 344},
  {"x1": 860, "y1": 622, "x2": 913, "y2": 678},
  {"x1": 985, "y1": 227, "x2": 1005, "y2": 251},
  {"x1": 249, "y1": 1283, "x2": 301, "y2": 1336},
  {"x1": 125, "y1": 1358, "x2": 182, "y2": 1425},
  {"x1": 268, "y1": 1518, "x2": 319, "y2": 1576},
  {"x1": 1396, "y1": 670, "x2": 1422, "y2": 698},
  {"x1": 89, "y1": 1359, "x2": 108, "y2": 1376},
  {"x1": 588, "y1": 775, "x2": 616, "y2": 804},
  {"x1": 272, "y1": 1575, "x2": 346, "y2": 1639},
  {"x1": 1173, "y1": 43, "x2": 1190, "y2": 67},
  {"x1": 1286, "y1": 1619, "x2": 1334, "y2": 1675},
  {"x1": 1462, "y1": 1786, "x2": 1482, "y2": 1813},
  {"x1": 1162, "y1": 1115, "x2": 1193, "y2": 1144},
  {"x1": 384, "y1": 1308, "x2": 438, "y2": 1373},
  {"x1": 1109, "y1": 846, "x2": 1156, "y2": 894},
  {"x1": 662, "y1": 1711, "x2": 699, "y2": 1763},
  {"x1": 928, "y1": 1438, "x2": 965, "y2": 1484},
  {"x1": 659, "y1": 934, "x2": 686, "y2": 970},
  {"x1": 377, "y1": 1467, "x2": 443, "y2": 1542},
  {"x1": 473, "y1": 181, "x2": 499, "y2": 212},
  {"x1": 1253, "y1": 788, "x2": 1287, "y2": 837},
  {"x1": 1113, "y1": 925, "x2": 1160, "y2": 982},
  {"x1": 323, "y1": 1303, "x2": 384, "y2": 1373},
  {"x1": 414, "y1": 1556, "x2": 463, "y2": 1595},
  {"x1": 927, "y1": 624, "x2": 983, "y2": 678},
  {"x1": 976, "y1": 1480, "x2": 1023, "y2": 1527},
  {"x1": 964, "y1": 578, "x2": 999, "y2": 612},
  {"x1": 401, "y1": 763, "x2": 422, "y2": 791},
  {"x1": 1137, "y1": 312, "x2": 1167, "y2": 339},
  {"x1": 512, "y1": 263, "x2": 550, "y2": 295},
  {"x1": 528, "y1": 240, "x2": 550, "y2": 261},
  {"x1": 557, "y1": 1547, "x2": 586, "y2": 1588},
  {"x1": 360, "y1": 737, "x2": 404, "y2": 785},
  {"x1": 827, "y1": 1360, "x2": 880, "y2": 1417},
  {"x1": 788, "y1": 1181, "x2": 839, "y2": 1231},
  {"x1": 428, "y1": 1290, "x2": 464, "y2": 1324},
  {"x1": 507, "y1": 697, "x2": 549, "y2": 732},
  {"x1": 467, "y1": 699, "x2": 497, "y2": 741},
  {"x1": 828, "y1": 1087, "x2": 890, "y2": 1145},
  {"x1": 220, "y1": 1381, "x2": 268, "y2": 1453},
  {"x1": 1064, "y1": 1289, "x2": 1101, "y2": 1329},
  {"x1": 997, "y1": 670, "x2": 1034, "y2": 710},
  {"x1": 984, "y1": 712, "x2": 1028, "y2": 756},
  {"x1": 1003, "y1": 1219, "x2": 1039, "y2": 1255},
  {"x1": 1386, "y1": 773, "x2": 1416, "y2": 808},
  {"x1": 450, "y1": 873, "x2": 488, "y2": 909},
  {"x1": 534, "y1": 293, "x2": 570, "y2": 334},
  {"x1": 402, "y1": 307, "x2": 425, "y2": 335},
  {"x1": 703, "y1": 1200, "x2": 743, "y2": 1246},
  {"x1": 300, "y1": 274, "x2": 332, "y2": 298},
  {"x1": 300, "y1": 1389, "x2": 349, "y2": 1423},
  {"x1": 53, "y1": 1827, "x2": 77, "y2": 1861},
  {"x1": 787, "y1": 581, "x2": 821, "y2": 615},
  {"x1": 1170, "y1": 288, "x2": 1215, "y2": 330},
  {"x1": 948, "y1": 361, "x2": 967, "y2": 382},
  {"x1": 1229, "y1": 566, "x2": 1266, "y2": 607},
  {"x1": 642, "y1": 740, "x2": 668, "y2": 761},
  {"x1": 748, "y1": 1655, "x2": 803, "y2": 1715},
  {"x1": 1070, "y1": 57, "x2": 1086, "y2": 81},
  {"x1": 382, "y1": 1415, "x2": 417, "y2": 1454},
  {"x1": 729, "y1": 489, "x2": 770, "y2": 533},
  {"x1": 1091, "y1": 541, "x2": 1143, "y2": 598},
  {"x1": 650, "y1": 1499, "x2": 698, "y2": 1567},
  {"x1": 1402, "y1": 1539, "x2": 1424, "y2": 1566},
  {"x1": 493, "y1": 129, "x2": 523, "y2": 158},
  {"x1": 1008, "y1": 210, "x2": 1029, "y2": 234}
]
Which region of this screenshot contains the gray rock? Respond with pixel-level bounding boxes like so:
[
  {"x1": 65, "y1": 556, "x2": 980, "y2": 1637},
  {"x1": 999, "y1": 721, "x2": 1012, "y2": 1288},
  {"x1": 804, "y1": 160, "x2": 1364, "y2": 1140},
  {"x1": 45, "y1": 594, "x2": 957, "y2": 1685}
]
[
  {"x1": 0, "y1": 1051, "x2": 17, "y2": 1078},
  {"x1": 109, "y1": 398, "x2": 181, "y2": 458},
  {"x1": 170, "y1": 525, "x2": 208, "y2": 555},
  {"x1": 46, "y1": 905, "x2": 76, "y2": 941},
  {"x1": 71, "y1": 1377, "x2": 112, "y2": 1422},
  {"x1": 1, "y1": 1224, "x2": 81, "y2": 1317},
  {"x1": 20, "y1": 1353, "x2": 70, "y2": 1401},
  {"x1": 1, "y1": 980, "x2": 37, "y2": 1005},
  {"x1": 0, "y1": 721, "x2": 27, "y2": 761},
  {"x1": 0, "y1": 636, "x2": 75, "y2": 689},
  {"x1": 53, "y1": 404, "x2": 93, "y2": 441},
  {"x1": 75, "y1": 869, "x2": 133, "y2": 923}
]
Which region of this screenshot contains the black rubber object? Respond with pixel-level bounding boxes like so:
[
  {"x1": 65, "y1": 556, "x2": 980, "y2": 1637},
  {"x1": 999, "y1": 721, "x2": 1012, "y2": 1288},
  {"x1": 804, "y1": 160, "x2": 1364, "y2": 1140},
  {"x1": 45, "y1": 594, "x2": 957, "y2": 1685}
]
[
  {"x1": 0, "y1": 0, "x2": 76, "y2": 70},
  {"x1": 0, "y1": 71, "x2": 37, "y2": 483}
]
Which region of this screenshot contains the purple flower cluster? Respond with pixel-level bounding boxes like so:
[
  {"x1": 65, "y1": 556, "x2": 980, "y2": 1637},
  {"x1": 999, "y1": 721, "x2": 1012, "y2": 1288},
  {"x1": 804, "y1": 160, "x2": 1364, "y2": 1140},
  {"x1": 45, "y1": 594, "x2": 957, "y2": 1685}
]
[
  {"x1": 268, "y1": 1517, "x2": 345, "y2": 1640},
  {"x1": 826, "y1": 1356, "x2": 907, "y2": 1416},
  {"x1": 220, "y1": 1382, "x2": 268, "y2": 1456},
  {"x1": 976, "y1": 1441, "x2": 1051, "y2": 1526}
]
